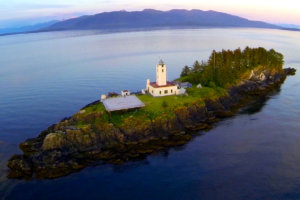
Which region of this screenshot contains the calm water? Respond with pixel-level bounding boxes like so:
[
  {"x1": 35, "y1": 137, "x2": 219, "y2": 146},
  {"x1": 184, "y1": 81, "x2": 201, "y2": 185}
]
[{"x1": 0, "y1": 28, "x2": 300, "y2": 200}]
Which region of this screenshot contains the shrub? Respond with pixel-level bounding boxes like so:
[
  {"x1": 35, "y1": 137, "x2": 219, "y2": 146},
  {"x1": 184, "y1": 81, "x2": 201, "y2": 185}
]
[
  {"x1": 162, "y1": 101, "x2": 168, "y2": 108},
  {"x1": 208, "y1": 81, "x2": 216, "y2": 88}
]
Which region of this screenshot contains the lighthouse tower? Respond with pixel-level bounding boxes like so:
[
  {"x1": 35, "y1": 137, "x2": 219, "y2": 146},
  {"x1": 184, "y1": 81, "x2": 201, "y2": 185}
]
[{"x1": 156, "y1": 59, "x2": 167, "y2": 86}]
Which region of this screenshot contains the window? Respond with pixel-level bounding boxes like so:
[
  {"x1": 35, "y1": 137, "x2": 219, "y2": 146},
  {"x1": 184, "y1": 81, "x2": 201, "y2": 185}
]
[
  {"x1": 152, "y1": 90, "x2": 153, "y2": 93},
  {"x1": 164, "y1": 90, "x2": 168, "y2": 94},
  {"x1": 162, "y1": 69, "x2": 164, "y2": 72},
  {"x1": 159, "y1": 91, "x2": 161, "y2": 94},
  {"x1": 171, "y1": 90, "x2": 173, "y2": 93}
]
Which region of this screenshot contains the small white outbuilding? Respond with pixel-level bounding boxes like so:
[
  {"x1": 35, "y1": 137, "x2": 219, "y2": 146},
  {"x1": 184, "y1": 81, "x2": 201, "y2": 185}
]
[
  {"x1": 178, "y1": 88, "x2": 186, "y2": 95},
  {"x1": 121, "y1": 90, "x2": 130, "y2": 96},
  {"x1": 197, "y1": 84, "x2": 202, "y2": 89},
  {"x1": 100, "y1": 94, "x2": 107, "y2": 102}
]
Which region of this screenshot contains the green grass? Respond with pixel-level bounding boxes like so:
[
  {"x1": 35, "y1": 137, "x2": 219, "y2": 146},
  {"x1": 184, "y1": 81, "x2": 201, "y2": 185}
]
[
  {"x1": 139, "y1": 86, "x2": 226, "y2": 107},
  {"x1": 137, "y1": 86, "x2": 227, "y2": 118},
  {"x1": 76, "y1": 124, "x2": 91, "y2": 129},
  {"x1": 84, "y1": 103, "x2": 106, "y2": 113},
  {"x1": 74, "y1": 86, "x2": 227, "y2": 127},
  {"x1": 186, "y1": 86, "x2": 227, "y2": 99}
]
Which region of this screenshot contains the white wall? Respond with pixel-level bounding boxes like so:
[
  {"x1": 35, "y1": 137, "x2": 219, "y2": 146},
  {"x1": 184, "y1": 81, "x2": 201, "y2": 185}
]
[
  {"x1": 148, "y1": 85, "x2": 178, "y2": 97},
  {"x1": 156, "y1": 63, "x2": 167, "y2": 86}
]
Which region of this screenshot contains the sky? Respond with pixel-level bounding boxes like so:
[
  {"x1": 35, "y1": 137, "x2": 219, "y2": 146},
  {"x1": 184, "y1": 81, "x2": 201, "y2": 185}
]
[{"x1": 0, "y1": 0, "x2": 300, "y2": 28}]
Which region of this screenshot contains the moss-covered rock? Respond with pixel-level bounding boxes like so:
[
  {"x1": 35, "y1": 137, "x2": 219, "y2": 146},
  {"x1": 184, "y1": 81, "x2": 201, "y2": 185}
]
[
  {"x1": 7, "y1": 155, "x2": 32, "y2": 178},
  {"x1": 42, "y1": 133, "x2": 66, "y2": 150}
]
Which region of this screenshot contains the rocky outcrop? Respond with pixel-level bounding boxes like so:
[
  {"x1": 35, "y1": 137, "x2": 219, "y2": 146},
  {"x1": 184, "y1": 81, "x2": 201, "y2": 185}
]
[
  {"x1": 7, "y1": 68, "x2": 296, "y2": 179},
  {"x1": 284, "y1": 67, "x2": 297, "y2": 75}
]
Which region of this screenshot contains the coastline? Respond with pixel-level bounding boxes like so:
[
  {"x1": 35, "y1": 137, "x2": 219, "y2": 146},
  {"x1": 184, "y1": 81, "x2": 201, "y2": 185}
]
[
  {"x1": 7, "y1": 67, "x2": 296, "y2": 179},
  {"x1": 1, "y1": 25, "x2": 300, "y2": 38}
]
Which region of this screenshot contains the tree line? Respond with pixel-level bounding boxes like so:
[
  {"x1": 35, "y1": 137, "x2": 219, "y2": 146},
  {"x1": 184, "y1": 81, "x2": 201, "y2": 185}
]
[{"x1": 180, "y1": 47, "x2": 284, "y2": 87}]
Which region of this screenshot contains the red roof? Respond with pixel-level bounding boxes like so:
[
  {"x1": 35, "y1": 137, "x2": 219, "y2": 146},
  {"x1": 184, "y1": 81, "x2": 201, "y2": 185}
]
[{"x1": 150, "y1": 82, "x2": 175, "y2": 88}]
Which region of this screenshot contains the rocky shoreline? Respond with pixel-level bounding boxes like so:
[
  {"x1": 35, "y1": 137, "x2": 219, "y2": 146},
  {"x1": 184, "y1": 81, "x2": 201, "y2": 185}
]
[{"x1": 7, "y1": 68, "x2": 296, "y2": 179}]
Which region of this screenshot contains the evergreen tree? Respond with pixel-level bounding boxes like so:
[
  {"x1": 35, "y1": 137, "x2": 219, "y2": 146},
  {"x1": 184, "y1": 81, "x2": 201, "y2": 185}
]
[
  {"x1": 180, "y1": 66, "x2": 191, "y2": 77},
  {"x1": 192, "y1": 60, "x2": 202, "y2": 72},
  {"x1": 182, "y1": 47, "x2": 284, "y2": 88}
]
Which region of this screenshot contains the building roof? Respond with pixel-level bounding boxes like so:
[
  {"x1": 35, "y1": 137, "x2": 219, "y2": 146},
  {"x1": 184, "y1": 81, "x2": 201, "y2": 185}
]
[
  {"x1": 180, "y1": 82, "x2": 192, "y2": 87},
  {"x1": 102, "y1": 95, "x2": 145, "y2": 112},
  {"x1": 149, "y1": 81, "x2": 176, "y2": 88},
  {"x1": 158, "y1": 59, "x2": 165, "y2": 65}
]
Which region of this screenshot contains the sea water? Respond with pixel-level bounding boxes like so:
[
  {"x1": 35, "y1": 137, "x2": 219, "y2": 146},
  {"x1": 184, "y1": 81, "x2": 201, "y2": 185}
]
[{"x1": 0, "y1": 28, "x2": 300, "y2": 199}]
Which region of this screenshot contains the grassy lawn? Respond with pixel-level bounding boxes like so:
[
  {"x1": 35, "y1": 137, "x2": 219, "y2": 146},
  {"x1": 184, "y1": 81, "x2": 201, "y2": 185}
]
[
  {"x1": 75, "y1": 86, "x2": 227, "y2": 127},
  {"x1": 135, "y1": 86, "x2": 227, "y2": 119},
  {"x1": 187, "y1": 86, "x2": 227, "y2": 99},
  {"x1": 138, "y1": 86, "x2": 227, "y2": 110},
  {"x1": 84, "y1": 103, "x2": 106, "y2": 113}
]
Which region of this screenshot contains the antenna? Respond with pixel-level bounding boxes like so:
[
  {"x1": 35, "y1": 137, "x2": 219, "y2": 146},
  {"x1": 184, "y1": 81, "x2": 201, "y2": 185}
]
[{"x1": 159, "y1": 58, "x2": 164, "y2": 65}]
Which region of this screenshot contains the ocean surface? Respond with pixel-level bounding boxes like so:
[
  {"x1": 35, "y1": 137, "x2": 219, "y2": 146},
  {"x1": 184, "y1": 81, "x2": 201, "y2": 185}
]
[{"x1": 0, "y1": 28, "x2": 300, "y2": 200}]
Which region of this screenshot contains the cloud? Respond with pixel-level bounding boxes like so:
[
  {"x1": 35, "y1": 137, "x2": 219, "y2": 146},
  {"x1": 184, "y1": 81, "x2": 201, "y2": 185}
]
[{"x1": 16, "y1": 3, "x2": 72, "y2": 9}]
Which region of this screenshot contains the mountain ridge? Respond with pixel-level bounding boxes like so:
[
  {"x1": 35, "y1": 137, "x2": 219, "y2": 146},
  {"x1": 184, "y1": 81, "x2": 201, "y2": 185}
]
[
  {"x1": 42, "y1": 9, "x2": 280, "y2": 31},
  {"x1": 2, "y1": 9, "x2": 300, "y2": 36}
]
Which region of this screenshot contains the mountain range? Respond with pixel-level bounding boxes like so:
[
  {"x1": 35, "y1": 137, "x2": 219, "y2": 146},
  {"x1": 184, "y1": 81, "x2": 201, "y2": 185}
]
[
  {"x1": 43, "y1": 9, "x2": 280, "y2": 31},
  {"x1": 1, "y1": 9, "x2": 299, "y2": 36}
]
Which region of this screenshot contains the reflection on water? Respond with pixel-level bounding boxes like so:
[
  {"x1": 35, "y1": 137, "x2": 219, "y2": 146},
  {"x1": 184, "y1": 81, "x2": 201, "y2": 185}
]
[
  {"x1": 238, "y1": 86, "x2": 282, "y2": 115},
  {"x1": 0, "y1": 28, "x2": 300, "y2": 199}
]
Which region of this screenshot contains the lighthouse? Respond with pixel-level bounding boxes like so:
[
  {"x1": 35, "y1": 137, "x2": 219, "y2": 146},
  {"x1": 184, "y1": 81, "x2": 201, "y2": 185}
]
[{"x1": 146, "y1": 60, "x2": 181, "y2": 97}]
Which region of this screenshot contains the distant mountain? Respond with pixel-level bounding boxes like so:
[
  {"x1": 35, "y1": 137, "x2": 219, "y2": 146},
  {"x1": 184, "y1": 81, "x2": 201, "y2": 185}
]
[
  {"x1": 0, "y1": 20, "x2": 58, "y2": 35},
  {"x1": 278, "y1": 23, "x2": 300, "y2": 30},
  {"x1": 42, "y1": 9, "x2": 281, "y2": 32}
]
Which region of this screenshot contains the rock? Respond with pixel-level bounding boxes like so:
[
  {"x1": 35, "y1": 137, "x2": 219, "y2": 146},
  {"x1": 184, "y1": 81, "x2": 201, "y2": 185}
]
[
  {"x1": 79, "y1": 110, "x2": 86, "y2": 114},
  {"x1": 187, "y1": 105, "x2": 208, "y2": 123},
  {"x1": 284, "y1": 68, "x2": 297, "y2": 75},
  {"x1": 7, "y1": 155, "x2": 33, "y2": 179},
  {"x1": 65, "y1": 128, "x2": 99, "y2": 150},
  {"x1": 42, "y1": 133, "x2": 66, "y2": 150},
  {"x1": 119, "y1": 116, "x2": 152, "y2": 141},
  {"x1": 205, "y1": 99, "x2": 225, "y2": 115},
  {"x1": 259, "y1": 73, "x2": 266, "y2": 81}
]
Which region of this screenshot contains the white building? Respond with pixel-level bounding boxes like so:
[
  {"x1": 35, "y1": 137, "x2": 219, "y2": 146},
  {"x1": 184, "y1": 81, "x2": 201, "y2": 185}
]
[
  {"x1": 121, "y1": 90, "x2": 130, "y2": 96},
  {"x1": 146, "y1": 60, "x2": 182, "y2": 97},
  {"x1": 100, "y1": 94, "x2": 107, "y2": 102}
]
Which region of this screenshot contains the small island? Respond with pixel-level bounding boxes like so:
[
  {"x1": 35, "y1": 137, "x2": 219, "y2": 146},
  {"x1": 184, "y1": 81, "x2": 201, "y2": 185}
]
[{"x1": 7, "y1": 47, "x2": 296, "y2": 179}]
